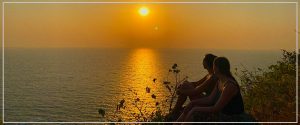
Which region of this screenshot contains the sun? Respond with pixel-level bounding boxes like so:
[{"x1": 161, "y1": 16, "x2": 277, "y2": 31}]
[{"x1": 138, "y1": 7, "x2": 149, "y2": 16}]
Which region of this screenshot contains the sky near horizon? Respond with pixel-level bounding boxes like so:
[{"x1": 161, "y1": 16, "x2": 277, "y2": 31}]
[{"x1": 4, "y1": 1, "x2": 297, "y2": 50}]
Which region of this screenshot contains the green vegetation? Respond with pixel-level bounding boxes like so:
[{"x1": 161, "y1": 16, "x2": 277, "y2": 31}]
[
  {"x1": 236, "y1": 50, "x2": 298, "y2": 122},
  {"x1": 99, "y1": 50, "x2": 298, "y2": 122}
]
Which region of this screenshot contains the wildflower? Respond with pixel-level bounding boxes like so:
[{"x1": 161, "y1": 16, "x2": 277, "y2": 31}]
[
  {"x1": 98, "y1": 108, "x2": 105, "y2": 117},
  {"x1": 156, "y1": 102, "x2": 159, "y2": 106},
  {"x1": 172, "y1": 63, "x2": 178, "y2": 69},
  {"x1": 146, "y1": 87, "x2": 151, "y2": 93},
  {"x1": 135, "y1": 98, "x2": 140, "y2": 102},
  {"x1": 151, "y1": 94, "x2": 156, "y2": 99},
  {"x1": 153, "y1": 78, "x2": 157, "y2": 83}
]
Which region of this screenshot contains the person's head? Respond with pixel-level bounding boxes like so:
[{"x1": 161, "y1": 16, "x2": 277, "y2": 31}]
[
  {"x1": 213, "y1": 57, "x2": 235, "y2": 81},
  {"x1": 203, "y1": 54, "x2": 217, "y2": 72}
]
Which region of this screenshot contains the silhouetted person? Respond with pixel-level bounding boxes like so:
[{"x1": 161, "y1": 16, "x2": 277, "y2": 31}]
[
  {"x1": 176, "y1": 57, "x2": 244, "y2": 123},
  {"x1": 168, "y1": 54, "x2": 218, "y2": 120}
]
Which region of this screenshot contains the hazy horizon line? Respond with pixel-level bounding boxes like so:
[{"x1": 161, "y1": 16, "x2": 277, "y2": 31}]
[{"x1": 3, "y1": 47, "x2": 295, "y2": 51}]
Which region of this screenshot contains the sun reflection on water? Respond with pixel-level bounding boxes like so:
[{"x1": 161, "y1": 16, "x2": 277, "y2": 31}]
[
  {"x1": 118, "y1": 48, "x2": 165, "y2": 120},
  {"x1": 126, "y1": 48, "x2": 158, "y2": 96}
]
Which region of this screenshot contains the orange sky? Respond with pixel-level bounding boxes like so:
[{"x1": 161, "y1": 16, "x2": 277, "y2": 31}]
[{"x1": 3, "y1": 0, "x2": 297, "y2": 50}]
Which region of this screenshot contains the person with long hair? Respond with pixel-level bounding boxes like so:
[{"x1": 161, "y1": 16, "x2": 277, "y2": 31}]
[{"x1": 176, "y1": 57, "x2": 244, "y2": 123}]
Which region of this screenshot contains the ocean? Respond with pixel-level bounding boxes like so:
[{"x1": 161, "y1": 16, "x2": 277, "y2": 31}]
[{"x1": 3, "y1": 48, "x2": 281, "y2": 122}]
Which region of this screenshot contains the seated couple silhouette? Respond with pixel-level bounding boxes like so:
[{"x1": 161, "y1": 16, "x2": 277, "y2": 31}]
[{"x1": 170, "y1": 54, "x2": 245, "y2": 123}]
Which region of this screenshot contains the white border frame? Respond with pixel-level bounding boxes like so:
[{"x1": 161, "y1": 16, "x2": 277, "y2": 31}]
[{"x1": 2, "y1": 1, "x2": 298, "y2": 124}]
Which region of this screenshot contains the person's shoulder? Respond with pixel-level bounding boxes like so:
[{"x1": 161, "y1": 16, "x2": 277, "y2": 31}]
[
  {"x1": 225, "y1": 79, "x2": 239, "y2": 89},
  {"x1": 208, "y1": 74, "x2": 218, "y2": 80},
  {"x1": 227, "y1": 78, "x2": 238, "y2": 85},
  {"x1": 204, "y1": 74, "x2": 218, "y2": 84},
  {"x1": 223, "y1": 82, "x2": 239, "y2": 95}
]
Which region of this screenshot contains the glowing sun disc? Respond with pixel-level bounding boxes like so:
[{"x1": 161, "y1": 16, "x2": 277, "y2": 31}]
[{"x1": 139, "y1": 7, "x2": 149, "y2": 16}]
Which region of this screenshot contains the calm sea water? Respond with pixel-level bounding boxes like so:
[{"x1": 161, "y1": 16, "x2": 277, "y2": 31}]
[{"x1": 3, "y1": 48, "x2": 281, "y2": 122}]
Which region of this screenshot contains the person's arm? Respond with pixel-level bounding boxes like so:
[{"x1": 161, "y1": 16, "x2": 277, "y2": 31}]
[
  {"x1": 192, "y1": 74, "x2": 208, "y2": 87},
  {"x1": 178, "y1": 85, "x2": 218, "y2": 123},
  {"x1": 190, "y1": 82, "x2": 218, "y2": 106},
  {"x1": 179, "y1": 75, "x2": 216, "y2": 96},
  {"x1": 180, "y1": 85, "x2": 218, "y2": 116},
  {"x1": 184, "y1": 82, "x2": 239, "y2": 121}
]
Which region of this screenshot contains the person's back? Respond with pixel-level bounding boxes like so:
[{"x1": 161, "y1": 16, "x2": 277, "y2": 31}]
[{"x1": 220, "y1": 79, "x2": 244, "y2": 115}]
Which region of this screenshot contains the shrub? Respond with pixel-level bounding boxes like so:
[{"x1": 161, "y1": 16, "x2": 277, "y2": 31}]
[{"x1": 236, "y1": 50, "x2": 298, "y2": 122}]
